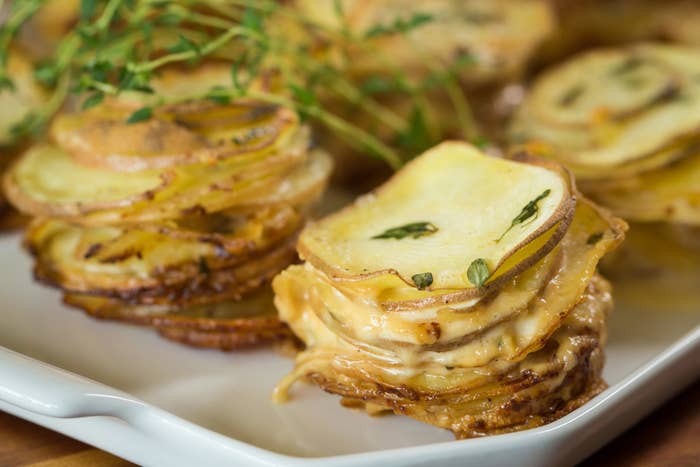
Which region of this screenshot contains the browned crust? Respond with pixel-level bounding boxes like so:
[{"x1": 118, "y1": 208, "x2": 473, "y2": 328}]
[
  {"x1": 156, "y1": 322, "x2": 297, "y2": 350},
  {"x1": 36, "y1": 236, "x2": 298, "y2": 305},
  {"x1": 306, "y1": 352, "x2": 605, "y2": 438},
  {"x1": 298, "y1": 147, "x2": 578, "y2": 309},
  {"x1": 63, "y1": 293, "x2": 299, "y2": 351}
]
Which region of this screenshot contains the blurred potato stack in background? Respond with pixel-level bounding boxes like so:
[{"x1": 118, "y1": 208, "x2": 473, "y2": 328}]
[
  {"x1": 290, "y1": 0, "x2": 555, "y2": 182},
  {"x1": 0, "y1": 48, "x2": 46, "y2": 229},
  {"x1": 274, "y1": 143, "x2": 626, "y2": 437},
  {"x1": 509, "y1": 43, "x2": 700, "y2": 309},
  {"x1": 2, "y1": 64, "x2": 332, "y2": 349}
]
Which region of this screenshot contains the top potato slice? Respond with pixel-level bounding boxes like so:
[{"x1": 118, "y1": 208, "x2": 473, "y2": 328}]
[
  {"x1": 297, "y1": 0, "x2": 554, "y2": 84},
  {"x1": 4, "y1": 125, "x2": 310, "y2": 221},
  {"x1": 0, "y1": 49, "x2": 47, "y2": 146},
  {"x1": 298, "y1": 142, "x2": 575, "y2": 293},
  {"x1": 511, "y1": 44, "x2": 700, "y2": 174},
  {"x1": 527, "y1": 49, "x2": 678, "y2": 128},
  {"x1": 51, "y1": 101, "x2": 298, "y2": 172}
]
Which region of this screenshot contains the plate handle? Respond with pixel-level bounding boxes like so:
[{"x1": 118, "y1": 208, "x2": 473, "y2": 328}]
[{"x1": 0, "y1": 346, "x2": 146, "y2": 419}]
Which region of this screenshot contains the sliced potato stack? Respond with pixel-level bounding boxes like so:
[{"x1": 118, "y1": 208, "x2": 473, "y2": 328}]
[
  {"x1": 3, "y1": 80, "x2": 332, "y2": 349},
  {"x1": 510, "y1": 43, "x2": 700, "y2": 225},
  {"x1": 272, "y1": 142, "x2": 625, "y2": 438}
]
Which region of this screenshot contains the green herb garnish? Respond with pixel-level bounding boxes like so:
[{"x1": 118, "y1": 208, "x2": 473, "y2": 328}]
[
  {"x1": 467, "y1": 258, "x2": 490, "y2": 289},
  {"x1": 610, "y1": 56, "x2": 643, "y2": 76},
  {"x1": 558, "y1": 85, "x2": 585, "y2": 107},
  {"x1": 126, "y1": 107, "x2": 153, "y2": 124},
  {"x1": 0, "y1": 1, "x2": 481, "y2": 162},
  {"x1": 372, "y1": 222, "x2": 438, "y2": 240},
  {"x1": 364, "y1": 12, "x2": 434, "y2": 39},
  {"x1": 412, "y1": 272, "x2": 433, "y2": 290},
  {"x1": 496, "y1": 189, "x2": 551, "y2": 242}
]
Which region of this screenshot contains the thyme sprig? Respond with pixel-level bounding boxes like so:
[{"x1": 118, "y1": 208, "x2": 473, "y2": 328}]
[
  {"x1": 0, "y1": 0, "x2": 480, "y2": 166},
  {"x1": 496, "y1": 189, "x2": 551, "y2": 242}
]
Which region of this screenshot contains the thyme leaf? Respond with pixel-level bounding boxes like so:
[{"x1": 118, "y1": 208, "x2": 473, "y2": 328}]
[
  {"x1": 558, "y1": 85, "x2": 584, "y2": 107},
  {"x1": 372, "y1": 222, "x2": 438, "y2": 240},
  {"x1": 467, "y1": 258, "x2": 489, "y2": 289},
  {"x1": 126, "y1": 106, "x2": 153, "y2": 124},
  {"x1": 412, "y1": 272, "x2": 433, "y2": 290},
  {"x1": 364, "y1": 12, "x2": 434, "y2": 39},
  {"x1": 496, "y1": 189, "x2": 551, "y2": 242}
]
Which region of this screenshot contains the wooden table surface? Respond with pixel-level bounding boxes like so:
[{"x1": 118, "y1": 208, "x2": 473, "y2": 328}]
[{"x1": 0, "y1": 380, "x2": 698, "y2": 467}]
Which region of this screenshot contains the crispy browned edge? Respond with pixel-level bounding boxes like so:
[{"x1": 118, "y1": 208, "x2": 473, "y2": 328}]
[
  {"x1": 63, "y1": 293, "x2": 301, "y2": 350},
  {"x1": 297, "y1": 143, "x2": 579, "y2": 309},
  {"x1": 41, "y1": 238, "x2": 298, "y2": 305},
  {"x1": 156, "y1": 323, "x2": 300, "y2": 351}
]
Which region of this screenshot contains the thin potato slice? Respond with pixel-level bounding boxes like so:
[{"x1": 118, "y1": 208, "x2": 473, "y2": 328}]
[
  {"x1": 26, "y1": 206, "x2": 303, "y2": 294},
  {"x1": 89, "y1": 145, "x2": 331, "y2": 225},
  {"x1": 51, "y1": 102, "x2": 299, "y2": 171},
  {"x1": 64, "y1": 289, "x2": 278, "y2": 324},
  {"x1": 299, "y1": 142, "x2": 575, "y2": 293},
  {"x1": 64, "y1": 290, "x2": 297, "y2": 350},
  {"x1": 33, "y1": 232, "x2": 298, "y2": 304},
  {"x1": 585, "y1": 149, "x2": 700, "y2": 223},
  {"x1": 510, "y1": 44, "x2": 700, "y2": 175},
  {"x1": 527, "y1": 49, "x2": 677, "y2": 128},
  {"x1": 4, "y1": 126, "x2": 310, "y2": 221}
]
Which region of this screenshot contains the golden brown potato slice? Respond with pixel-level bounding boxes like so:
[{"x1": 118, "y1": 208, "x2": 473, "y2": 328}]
[
  {"x1": 583, "y1": 149, "x2": 700, "y2": 224},
  {"x1": 3, "y1": 127, "x2": 312, "y2": 222},
  {"x1": 64, "y1": 290, "x2": 297, "y2": 350},
  {"x1": 33, "y1": 231, "x2": 298, "y2": 305},
  {"x1": 51, "y1": 102, "x2": 299, "y2": 171},
  {"x1": 510, "y1": 44, "x2": 700, "y2": 177},
  {"x1": 298, "y1": 142, "x2": 576, "y2": 297}
]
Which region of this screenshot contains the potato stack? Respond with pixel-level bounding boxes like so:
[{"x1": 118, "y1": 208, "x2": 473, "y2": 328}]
[
  {"x1": 510, "y1": 43, "x2": 700, "y2": 291},
  {"x1": 3, "y1": 66, "x2": 332, "y2": 350},
  {"x1": 273, "y1": 142, "x2": 625, "y2": 438},
  {"x1": 510, "y1": 43, "x2": 700, "y2": 224}
]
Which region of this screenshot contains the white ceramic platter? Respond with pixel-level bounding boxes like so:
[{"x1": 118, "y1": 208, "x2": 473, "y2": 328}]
[{"x1": 0, "y1": 234, "x2": 698, "y2": 467}]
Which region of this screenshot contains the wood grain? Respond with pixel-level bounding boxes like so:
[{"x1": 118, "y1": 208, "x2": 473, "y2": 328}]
[{"x1": 0, "y1": 380, "x2": 697, "y2": 466}]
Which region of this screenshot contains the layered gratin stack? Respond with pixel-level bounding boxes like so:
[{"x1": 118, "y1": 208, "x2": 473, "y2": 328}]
[
  {"x1": 3, "y1": 66, "x2": 332, "y2": 349},
  {"x1": 273, "y1": 142, "x2": 625, "y2": 437},
  {"x1": 510, "y1": 43, "x2": 700, "y2": 303}
]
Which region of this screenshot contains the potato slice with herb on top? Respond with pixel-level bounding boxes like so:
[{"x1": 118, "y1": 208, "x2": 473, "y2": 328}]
[{"x1": 299, "y1": 142, "x2": 575, "y2": 294}]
